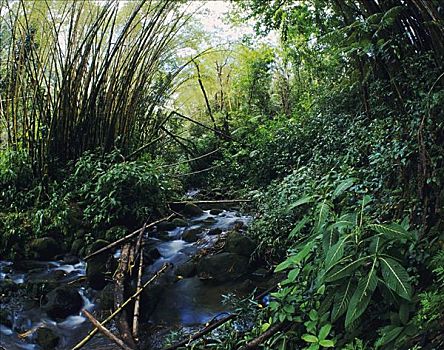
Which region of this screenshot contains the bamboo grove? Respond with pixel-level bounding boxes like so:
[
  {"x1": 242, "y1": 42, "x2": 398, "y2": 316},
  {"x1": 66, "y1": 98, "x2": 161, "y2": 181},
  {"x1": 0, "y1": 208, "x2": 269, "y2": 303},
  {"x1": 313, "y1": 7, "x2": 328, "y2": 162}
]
[{"x1": 0, "y1": 0, "x2": 189, "y2": 176}]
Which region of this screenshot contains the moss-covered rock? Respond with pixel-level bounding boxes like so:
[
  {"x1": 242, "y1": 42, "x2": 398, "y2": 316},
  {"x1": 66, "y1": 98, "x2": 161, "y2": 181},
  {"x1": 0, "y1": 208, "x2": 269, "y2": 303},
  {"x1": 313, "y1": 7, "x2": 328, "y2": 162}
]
[
  {"x1": 28, "y1": 237, "x2": 62, "y2": 260},
  {"x1": 35, "y1": 327, "x2": 60, "y2": 349},
  {"x1": 197, "y1": 252, "x2": 249, "y2": 283},
  {"x1": 156, "y1": 221, "x2": 177, "y2": 231},
  {"x1": 183, "y1": 203, "x2": 204, "y2": 216},
  {"x1": 0, "y1": 309, "x2": 12, "y2": 328},
  {"x1": 42, "y1": 286, "x2": 83, "y2": 319},
  {"x1": 182, "y1": 228, "x2": 201, "y2": 242},
  {"x1": 224, "y1": 231, "x2": 256, "y2": 257},
  {"x1": 86, "y1": 239, "x2": 110, "y2": 290},
  {"x1": 171, "y1": 218, "x2": 188, "y2": 227}
]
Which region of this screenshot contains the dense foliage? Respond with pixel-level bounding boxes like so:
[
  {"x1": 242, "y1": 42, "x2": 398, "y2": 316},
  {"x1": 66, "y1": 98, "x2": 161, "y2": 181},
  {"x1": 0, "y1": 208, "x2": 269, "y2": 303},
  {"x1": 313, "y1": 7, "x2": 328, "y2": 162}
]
[{"x1": 0, "y1": 0, "x2": 443, "y2": 349}]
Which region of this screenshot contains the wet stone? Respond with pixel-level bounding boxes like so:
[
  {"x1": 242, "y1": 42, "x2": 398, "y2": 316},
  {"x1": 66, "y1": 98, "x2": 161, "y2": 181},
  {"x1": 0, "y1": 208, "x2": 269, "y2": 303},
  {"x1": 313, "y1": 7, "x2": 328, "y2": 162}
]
[
  {"x1": 208, "y1": 228, "x2": 222, "y2": 236},
  {"x1": 183, "y1": 203, "x2": 204, "y2": 217},
  {"x1": 36, "y1": 327, "x2": 60, "y2": 350},
  {"x1": 182, "y1": 228, "x2": 201, "y2": 243},
  {"x1": 157, "y1": 221, "x2": 177, "y2": 231},
  {"x1": 29, "y1": 237, "x2": 62, "y2": 260},
  {"x1": 209, "y1": 209, "x2": 224, "y2": 215},
  {"x1": 171, "y1": 218, "x2": 188, "y2": 227},
  {"x1": 42, "y1": 285, "x2": 83, "y2": 320}
]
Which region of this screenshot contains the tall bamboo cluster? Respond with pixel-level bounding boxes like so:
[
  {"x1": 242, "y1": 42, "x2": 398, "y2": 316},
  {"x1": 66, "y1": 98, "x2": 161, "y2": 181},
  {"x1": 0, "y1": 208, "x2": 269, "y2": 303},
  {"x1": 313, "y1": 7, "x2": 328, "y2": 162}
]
[{"x1": 0, "y1": 0, "x2": 186, "y2": 175}]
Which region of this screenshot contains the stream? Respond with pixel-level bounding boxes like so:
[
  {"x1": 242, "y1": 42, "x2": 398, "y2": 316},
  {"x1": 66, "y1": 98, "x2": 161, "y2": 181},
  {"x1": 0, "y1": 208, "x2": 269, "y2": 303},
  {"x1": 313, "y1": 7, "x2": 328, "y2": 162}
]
[{"x1": 0, "y1": 207, "x2": 267, "y2": 350}]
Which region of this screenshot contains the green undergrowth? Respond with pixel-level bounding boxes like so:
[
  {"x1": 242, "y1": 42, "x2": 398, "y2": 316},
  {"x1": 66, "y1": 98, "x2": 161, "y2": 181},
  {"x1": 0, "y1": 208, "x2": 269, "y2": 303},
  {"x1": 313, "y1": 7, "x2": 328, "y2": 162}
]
[{"x1": 0, "y1": 150, "x2": 180, "y2": 260}]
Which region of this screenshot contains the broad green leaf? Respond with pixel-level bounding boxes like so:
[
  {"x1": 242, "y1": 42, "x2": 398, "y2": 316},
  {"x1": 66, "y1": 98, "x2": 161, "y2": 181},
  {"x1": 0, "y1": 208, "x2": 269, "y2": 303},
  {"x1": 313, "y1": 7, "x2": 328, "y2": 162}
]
[
  {"x1": 287, "y1": 268, "x2": 300, "y2": 282},
  {"x1": 289, "y1": 216, "x2": 310, "y2": 238},
  {"x1": 380, "y1": 257, "x2": 412, "y2": 300},
  {"x1": 329, "y1": 213, "x2": 356, "y2": 233},
  {"x1": 319, "y1": 339, "x2": 335, "y2": 347},
  {"x1": 316, "y1": 199, "x2": 330, "y2": 231},
  {"x1": 261, "y1": 323, "x2": 270, "y2": 332},
  {"x1": 325, "y1": 235, "x2": 349, "y2": 268},
  {"x1": 287, "y1": 196, "x2": 314, "y2": 212},
  {"x1": 374, "y1": 325, "x2": 403, "y2": 348},
  {"x1": 345, "y1": 273, "x2": 375, "y2": 328},
  {"x1": 369, "y1": 223, "x2": 413, "y2": 241},
  {"x1": 301, "y1": 334, "x2": 318, "y2": 343},
  {"x1": 275, "y1": 240, "x2": 315, "y2": 272},
  {"x1": 309, "y1": 309, "x2": 318, "y2": 321},
  {"x1": 331, "y1": 279, "x2": 354, "y2": 321},
  {"x1": 332, "y1": 178, "x2": 355, "y2": 198},
  {"x1": 318, "y1": 324, "x2": 331, "y2": 340},
  {"x1": 399, "y1": 302, "x2": 410, "y2": 325},
  {"x1": 325, "y1": 255, "x2": 369, "y2": 282}
]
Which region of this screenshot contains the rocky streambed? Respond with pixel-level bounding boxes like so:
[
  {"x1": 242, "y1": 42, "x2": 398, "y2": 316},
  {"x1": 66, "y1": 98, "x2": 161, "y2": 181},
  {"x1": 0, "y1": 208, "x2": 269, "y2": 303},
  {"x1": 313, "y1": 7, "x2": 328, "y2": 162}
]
[{"x1": 1, "y1": 204, "x2": 273, "y2": 350}]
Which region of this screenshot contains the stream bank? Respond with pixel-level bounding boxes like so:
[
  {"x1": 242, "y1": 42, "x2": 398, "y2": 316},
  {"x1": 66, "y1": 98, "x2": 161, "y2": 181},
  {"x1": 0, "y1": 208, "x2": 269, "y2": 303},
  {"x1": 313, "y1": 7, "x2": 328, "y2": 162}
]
[{"x1": 1, "y1": 202, "x2": 274, "y2": 350}]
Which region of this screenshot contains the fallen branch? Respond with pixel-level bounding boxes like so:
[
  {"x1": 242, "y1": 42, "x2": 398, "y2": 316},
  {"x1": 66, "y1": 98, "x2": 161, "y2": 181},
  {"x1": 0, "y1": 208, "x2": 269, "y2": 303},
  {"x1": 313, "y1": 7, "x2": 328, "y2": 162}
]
[
  {"x1": 84, "y1": 214, "x2": 174, "y2": 260},
  {"x1": 163, "y1": 313, "x2": 237, "y2": 350},
  {"x1": 115, "y1": 244, "x2": 137, "y2": 349},
  {"x1": 82, "y1": 309, "x2": 134, "y2": 350},
  {"x1": 238, "y1": 322, "x2": 289, "y2": 350},
  {"x1": 72, "y1": 264, "x2": 169, "y2": 350}
]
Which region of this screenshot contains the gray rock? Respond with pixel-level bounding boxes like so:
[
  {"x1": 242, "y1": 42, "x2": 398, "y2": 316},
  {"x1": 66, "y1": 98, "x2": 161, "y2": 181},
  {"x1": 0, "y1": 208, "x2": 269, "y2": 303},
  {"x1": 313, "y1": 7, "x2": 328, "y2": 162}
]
[
  {"x1": 0, "y1": 309, "x2": 12, "y2": 328},
  {"x1": 171, "y1": 218, "x2": 188, "y2": 227},
  {"x1": 63, "y1": 254, "x2": 80, "y2": 265},
  {"x1": 86, "y1": 239, "x2": 110, "y2": 290},
  {"x1": 157, "y1": 221, "x2": 177, "y2": 231},
  {"x1": 224, "y1": 231, "x2": 256, "y2": 257},
  {"x1": 183, "y1": 203, "x2": 204, "y2": 216},
  {"x1": 182, "y1": 228, "x2": 201, "y2": 242},
  {"x1": 208, "y1": 228, "x2": 222, "y2": 235},
  {"x1": 36, "y1": 327, "x2": 60, "y2": 350},
  {"x1": 197, "y1": 252, "x2": 250, "y2": 283},
  {"x1": 71, "y1": 239, "x2": 84, "y2": 256},
  {"x1": 98, "y1": 283, "x2": 115, "y2": 310},
  {"x1": 176, "y1": 261, "x2": 197, "y2": 278},
  {"x1": 42, "y1": 286, "x2": 83, "y2": 319},
  {"x1": 209, "y1": 209, "x2": 224, "y2": 215}
]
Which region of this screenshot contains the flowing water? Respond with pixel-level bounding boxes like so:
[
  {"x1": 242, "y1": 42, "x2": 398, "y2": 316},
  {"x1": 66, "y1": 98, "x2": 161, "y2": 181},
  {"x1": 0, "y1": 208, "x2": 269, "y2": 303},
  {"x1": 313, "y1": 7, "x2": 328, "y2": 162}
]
[{"x1": 1, "y1": 208, "x2": 256, "y2": 350}]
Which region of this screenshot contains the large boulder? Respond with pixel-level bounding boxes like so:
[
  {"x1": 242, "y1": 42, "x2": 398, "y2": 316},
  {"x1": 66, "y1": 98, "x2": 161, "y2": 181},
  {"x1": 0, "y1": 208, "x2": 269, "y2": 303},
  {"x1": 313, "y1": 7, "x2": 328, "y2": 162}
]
[
  {"x1": 70, "y1": 239, "x2": 84, "y2": 256},
  {"x1": 36, "y1": 327, "x2": 60, "y2": 350},
  {"x1": 86, "y1": 239, "x2": 110, "y2": 290},
  {"x1": 183, "y1": 203, "x2": 204, "y2": 217},
  {"x1": 224, "y1": 231, "x2": 256, "y2": 257},
  {"x1": 176, "y1": 261, "x2": 197, "y2": 278},
  {"x1": 98, "y1": 283, "x2": 115, "y2": 310},
  {"x1": 42, "y1": 286, "x2": 83, "y2": 319},
  {"x1": 171, "y1": 218, "x2": 188, "y2": 227},
  {"x1": 29, "y1": 237, "x2": 62, "y2": 260},
  {"x1": 157, "y1": 221, "x2": 177, "y2": 231},
  {"x1": 182, "y1": 228, "x2": 201, "y2": 242},
  {"x1": 0, "y1": 309, "x2": 12, "y2": 328},
  {"x1": 197, "y1": 252, "x2": 250, "y2": 283}
]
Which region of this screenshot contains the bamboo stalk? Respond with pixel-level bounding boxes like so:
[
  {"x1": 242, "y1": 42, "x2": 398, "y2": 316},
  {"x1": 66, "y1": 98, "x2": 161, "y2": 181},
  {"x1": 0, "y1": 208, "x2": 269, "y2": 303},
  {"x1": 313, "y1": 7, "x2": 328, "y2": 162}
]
[
  {"x1": 84, "y1": 215, "x2": 174, "y2": 260},
  {"x1": 82, "y1": 309, "x2": 134, "y2": 350},
  {"x1": 72, "y1": 264, "x2": 169, "y2": 350},
  {"x1": 132, "y1": 244, "x2": 144, "y2": 340}
]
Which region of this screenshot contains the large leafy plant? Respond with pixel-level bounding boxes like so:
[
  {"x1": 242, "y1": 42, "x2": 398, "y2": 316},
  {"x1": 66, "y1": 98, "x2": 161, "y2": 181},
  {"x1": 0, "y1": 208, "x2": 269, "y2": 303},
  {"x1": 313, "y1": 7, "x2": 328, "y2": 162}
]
[{"x1": 272, "y1": 179, "x2": 418, "y2": 348}]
